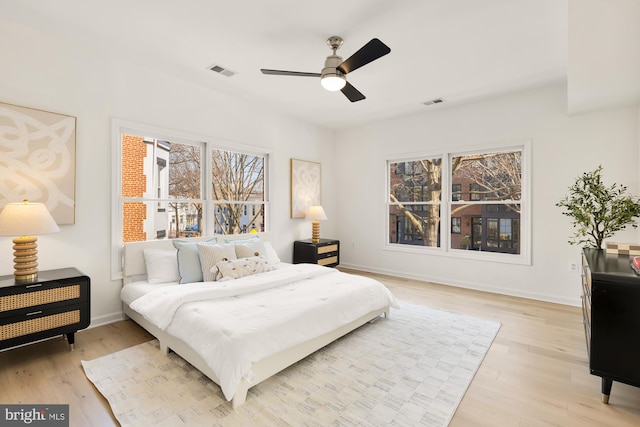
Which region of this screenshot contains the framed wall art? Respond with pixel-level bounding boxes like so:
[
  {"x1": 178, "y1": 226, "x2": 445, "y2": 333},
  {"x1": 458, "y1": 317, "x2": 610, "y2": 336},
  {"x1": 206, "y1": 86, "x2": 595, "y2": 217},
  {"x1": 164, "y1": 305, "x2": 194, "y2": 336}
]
[
  {"x1": 0, "y1": 102, "x2": 77, "y2": 224},
  {"x1": 290, "y1": 158, "x2": 321, "y2": 219}
]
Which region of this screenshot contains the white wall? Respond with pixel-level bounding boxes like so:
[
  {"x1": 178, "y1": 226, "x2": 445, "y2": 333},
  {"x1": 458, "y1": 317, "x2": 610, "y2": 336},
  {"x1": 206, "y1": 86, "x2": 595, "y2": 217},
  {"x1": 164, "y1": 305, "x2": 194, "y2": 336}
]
[
  {"x1": 0, "y1": 17, "x2": 336, "y2": 325},
  {"x1": 568, "y1": 0, "x2": 640, "y2": 114},
  {"x1": 335, "y1": 84, "x2": 640, "y2": 306}
]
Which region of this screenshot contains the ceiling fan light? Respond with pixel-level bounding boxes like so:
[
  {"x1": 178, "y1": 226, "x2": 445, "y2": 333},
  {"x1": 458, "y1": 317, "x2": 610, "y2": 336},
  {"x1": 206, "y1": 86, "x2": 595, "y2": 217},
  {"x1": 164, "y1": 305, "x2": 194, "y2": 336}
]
[{"x1": 321, "y1": 74, "x2": 346, "y2": 91}]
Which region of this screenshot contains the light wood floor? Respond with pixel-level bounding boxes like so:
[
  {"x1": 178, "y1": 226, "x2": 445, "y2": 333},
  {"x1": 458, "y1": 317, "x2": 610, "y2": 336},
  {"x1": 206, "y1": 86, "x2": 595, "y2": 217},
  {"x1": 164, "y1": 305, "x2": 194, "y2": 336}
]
[{"x1": 1, "y1": 270, "x2": 640, "y2": 426}]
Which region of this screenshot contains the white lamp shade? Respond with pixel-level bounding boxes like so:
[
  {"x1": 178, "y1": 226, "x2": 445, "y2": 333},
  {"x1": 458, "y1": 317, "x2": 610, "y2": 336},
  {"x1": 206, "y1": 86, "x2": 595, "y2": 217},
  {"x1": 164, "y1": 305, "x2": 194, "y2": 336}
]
[
  {"x1": 305, "y1": 205, "x2": 328, "y2": 221},
  {"x1": 0, "y1": 201, "x2": 60, "y2": 236},
  {"x1": 320, "y1": 75, "x2": 346, "y2": 91}
]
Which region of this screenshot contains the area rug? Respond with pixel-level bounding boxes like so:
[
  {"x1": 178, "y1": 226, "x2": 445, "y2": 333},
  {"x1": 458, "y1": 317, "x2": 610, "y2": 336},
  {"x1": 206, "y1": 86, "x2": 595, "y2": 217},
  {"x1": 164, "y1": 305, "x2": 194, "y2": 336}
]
[{"x1": 82, "y1": 302, "x2": 500, "y2": 426}]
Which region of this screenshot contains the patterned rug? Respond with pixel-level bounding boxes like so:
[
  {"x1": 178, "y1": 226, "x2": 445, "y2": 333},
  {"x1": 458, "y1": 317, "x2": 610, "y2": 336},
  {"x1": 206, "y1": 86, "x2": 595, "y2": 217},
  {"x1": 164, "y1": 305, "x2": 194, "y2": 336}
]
[{"x1": 82, "y1": 302, "x2": 500, "y2": 426}]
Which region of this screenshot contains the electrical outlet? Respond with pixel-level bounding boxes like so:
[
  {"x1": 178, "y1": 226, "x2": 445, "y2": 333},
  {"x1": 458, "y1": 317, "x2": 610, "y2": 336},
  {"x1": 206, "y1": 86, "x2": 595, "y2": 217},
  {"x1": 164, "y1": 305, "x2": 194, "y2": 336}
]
[{"x1": 569, "y1": 262, "x2": 578, "y2": 272}]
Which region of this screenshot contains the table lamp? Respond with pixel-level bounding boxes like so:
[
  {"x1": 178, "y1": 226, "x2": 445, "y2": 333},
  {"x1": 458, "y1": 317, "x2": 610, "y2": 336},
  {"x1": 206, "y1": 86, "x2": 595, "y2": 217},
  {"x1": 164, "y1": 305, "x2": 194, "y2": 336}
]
[
  {"x1": 0, "y1": 200, "x2": 60, "y2": 282},
  {"x1": 305, "y1": 205, "x2": 328, "y2": 243}
]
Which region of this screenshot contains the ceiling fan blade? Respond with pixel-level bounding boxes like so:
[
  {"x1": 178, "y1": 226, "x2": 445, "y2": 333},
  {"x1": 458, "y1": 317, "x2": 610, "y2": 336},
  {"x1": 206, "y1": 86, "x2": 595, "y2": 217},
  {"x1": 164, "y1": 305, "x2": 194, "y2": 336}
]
[
  {"x1": 341, "y1": 81, "x2": 366, "y2": 102},
  {"x1": 337, "y1": 38, "x2": 391, "y2": 74},
  {"x1": 260, "y1": 69, "x2": 321, "y2": 77}
]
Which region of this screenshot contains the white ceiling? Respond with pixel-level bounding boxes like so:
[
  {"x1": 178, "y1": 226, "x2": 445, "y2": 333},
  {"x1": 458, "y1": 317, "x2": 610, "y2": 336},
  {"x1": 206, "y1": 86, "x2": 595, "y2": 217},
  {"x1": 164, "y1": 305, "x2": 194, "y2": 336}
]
[{"x1": 3, "y1": 0, "x2": 568, "y2": 129}]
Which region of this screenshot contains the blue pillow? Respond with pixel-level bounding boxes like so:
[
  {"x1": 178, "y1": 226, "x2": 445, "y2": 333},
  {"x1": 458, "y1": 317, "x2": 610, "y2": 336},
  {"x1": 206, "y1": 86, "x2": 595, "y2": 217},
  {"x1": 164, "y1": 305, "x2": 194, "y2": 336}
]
[{"x1": 172, "y1": 239, "x2": 216, "y2": 284}]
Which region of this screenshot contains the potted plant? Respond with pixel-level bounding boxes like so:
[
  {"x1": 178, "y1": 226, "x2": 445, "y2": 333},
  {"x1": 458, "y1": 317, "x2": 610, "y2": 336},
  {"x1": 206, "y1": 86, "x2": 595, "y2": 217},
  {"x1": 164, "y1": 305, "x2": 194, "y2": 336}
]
[{"x1": 556, "y1": 165, "x2": 640, "y2": 249}]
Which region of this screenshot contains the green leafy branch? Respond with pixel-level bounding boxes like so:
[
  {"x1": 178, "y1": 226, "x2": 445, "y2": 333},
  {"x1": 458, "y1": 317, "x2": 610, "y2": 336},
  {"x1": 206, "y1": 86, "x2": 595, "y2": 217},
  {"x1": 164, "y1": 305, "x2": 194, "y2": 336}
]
[{"x1": 556, "y1": 165, "x2": 640, "y2": 249}]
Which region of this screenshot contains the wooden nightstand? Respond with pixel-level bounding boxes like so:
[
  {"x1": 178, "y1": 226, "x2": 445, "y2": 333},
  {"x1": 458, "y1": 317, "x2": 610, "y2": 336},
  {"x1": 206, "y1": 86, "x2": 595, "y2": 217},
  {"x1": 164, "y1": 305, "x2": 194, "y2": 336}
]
[
  {"x1": 0, "y1": 268, "x2": 90, "y2": 351},
  {"x1": 293, "y1": 239, "x2": 340, "y2": 267}
]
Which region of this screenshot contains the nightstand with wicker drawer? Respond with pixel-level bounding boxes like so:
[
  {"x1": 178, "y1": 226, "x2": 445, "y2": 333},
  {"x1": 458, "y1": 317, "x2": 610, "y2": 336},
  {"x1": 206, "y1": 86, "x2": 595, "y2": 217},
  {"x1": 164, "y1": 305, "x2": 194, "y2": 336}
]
[
  {"x1": 293, "y1": 239, "x2": 340, "y2": 267},
  {"x1": 0, "y1": 268, "x2": 90, "y2": 351}
]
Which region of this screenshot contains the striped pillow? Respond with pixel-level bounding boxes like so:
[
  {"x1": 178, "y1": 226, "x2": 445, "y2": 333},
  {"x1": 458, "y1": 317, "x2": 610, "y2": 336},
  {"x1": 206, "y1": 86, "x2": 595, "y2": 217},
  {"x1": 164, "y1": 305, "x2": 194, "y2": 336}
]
[{"x1": 197, "y1": 243, "x2": 237, "y2": 281}]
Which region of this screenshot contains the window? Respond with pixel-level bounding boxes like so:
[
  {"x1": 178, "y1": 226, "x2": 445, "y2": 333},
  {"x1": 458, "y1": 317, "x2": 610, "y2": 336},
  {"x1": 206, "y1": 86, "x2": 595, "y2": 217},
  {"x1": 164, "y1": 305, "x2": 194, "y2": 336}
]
[
  {"x1": 451, "y1": 184, "x2": 461, "y2": 201},
  {"x1": 112, "y1": 121, "x2": 269, "y2": 278},
  {"x1": 388, "y1": 158, "x2": 442, "y2": 247},
  {"x1": 451, "y1": 217, "x2": 461, "y2": 234},
  {"x1": 451, "y1": 149, "x2": 522, "y2": 255},
  {"x1": 469, "y1": 183, "x2": 481, "y2": 201},
  {"x1": 386, "y1": 143, "x2": 529, "y2": 264}
]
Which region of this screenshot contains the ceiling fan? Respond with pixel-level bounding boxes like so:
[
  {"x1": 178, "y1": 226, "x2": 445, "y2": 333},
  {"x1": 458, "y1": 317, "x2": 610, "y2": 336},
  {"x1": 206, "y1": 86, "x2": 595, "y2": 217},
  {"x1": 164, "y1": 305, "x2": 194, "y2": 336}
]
[{"x1": 260, "y1": 36, "x2": 391, "y2": 102}]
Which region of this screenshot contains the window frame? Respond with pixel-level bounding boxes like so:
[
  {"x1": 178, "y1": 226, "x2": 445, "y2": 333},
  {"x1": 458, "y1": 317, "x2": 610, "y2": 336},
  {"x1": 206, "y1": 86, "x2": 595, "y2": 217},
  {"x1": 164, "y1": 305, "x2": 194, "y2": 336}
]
[
  {"x1": 384, "y1": 140, "x2": 531, "y2": 265},
  {"x1": 111, "y1": 119, "x2": 271, "y2": 280}
]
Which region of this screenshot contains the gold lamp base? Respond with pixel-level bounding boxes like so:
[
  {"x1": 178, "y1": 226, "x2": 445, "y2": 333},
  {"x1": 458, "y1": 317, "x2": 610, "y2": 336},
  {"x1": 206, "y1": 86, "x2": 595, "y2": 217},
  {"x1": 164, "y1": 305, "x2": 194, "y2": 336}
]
[
  {"x1": 13, "y1": 235, "x2": 39, "y2": 282},
  {"x1": 311, "y1": 221, "x2": 321, "y2": 243}
]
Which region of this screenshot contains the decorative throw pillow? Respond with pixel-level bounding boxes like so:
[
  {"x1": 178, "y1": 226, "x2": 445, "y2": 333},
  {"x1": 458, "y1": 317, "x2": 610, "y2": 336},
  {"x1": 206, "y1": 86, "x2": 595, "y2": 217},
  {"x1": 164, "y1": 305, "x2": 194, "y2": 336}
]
[
  {"x1": 143, "y1": 249, "x2": 180, "y2": 284},
  {"x1": 197, "y1": 243, "x2": 237, "y2": 281},
  {"x1": 172, "y1": 239, "x2": 216, "y2": 284},
  {"x1": 214, "y1": 256, "x2": 269, "y2": 280}
]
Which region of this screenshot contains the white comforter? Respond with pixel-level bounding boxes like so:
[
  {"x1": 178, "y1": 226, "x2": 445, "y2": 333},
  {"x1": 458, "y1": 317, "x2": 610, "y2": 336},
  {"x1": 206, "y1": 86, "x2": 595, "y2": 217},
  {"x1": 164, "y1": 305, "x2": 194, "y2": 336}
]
[{"x1": 129, "y1": 263, "x2": 398, "y2": 401}]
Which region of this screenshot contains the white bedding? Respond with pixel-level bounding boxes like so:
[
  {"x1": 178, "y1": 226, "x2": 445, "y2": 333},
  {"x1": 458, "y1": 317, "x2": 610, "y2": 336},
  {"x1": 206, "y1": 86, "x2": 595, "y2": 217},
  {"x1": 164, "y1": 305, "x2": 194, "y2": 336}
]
[
  {"x1": 121, "y1": 281, "x2": 177, "y2": 305},
  {"x1": 128, "y1": 263, "x2": 398, "y2": 401}
]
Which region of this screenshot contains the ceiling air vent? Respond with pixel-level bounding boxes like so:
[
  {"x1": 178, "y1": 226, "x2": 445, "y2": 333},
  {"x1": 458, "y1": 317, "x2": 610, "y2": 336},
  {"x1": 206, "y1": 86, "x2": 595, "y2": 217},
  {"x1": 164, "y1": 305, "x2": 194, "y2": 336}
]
[
  {"x1": 423, "y1": 98, "x2": 444, "y2": 106},
  {"x1": 208, "y1": 64, "x2": 236, "y2": 77}
]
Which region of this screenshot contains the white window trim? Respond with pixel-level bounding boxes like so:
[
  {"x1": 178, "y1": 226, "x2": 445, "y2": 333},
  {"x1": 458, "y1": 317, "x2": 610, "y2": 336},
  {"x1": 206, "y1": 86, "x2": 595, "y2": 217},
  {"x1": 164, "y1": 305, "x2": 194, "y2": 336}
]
[
  {"x1": 111, "y1": 118, "x2": 272, "y2": 280},
  {"x1": 383, "y1": 139, "x2": 531, "y2": 266}
]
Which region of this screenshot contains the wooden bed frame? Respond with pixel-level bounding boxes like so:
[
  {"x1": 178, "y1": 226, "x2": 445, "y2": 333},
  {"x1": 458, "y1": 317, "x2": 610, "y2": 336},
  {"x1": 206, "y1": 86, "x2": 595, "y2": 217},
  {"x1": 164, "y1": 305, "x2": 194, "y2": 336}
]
[{"x1": 121, "y1": 233, "x2": 389, "y2": 408}]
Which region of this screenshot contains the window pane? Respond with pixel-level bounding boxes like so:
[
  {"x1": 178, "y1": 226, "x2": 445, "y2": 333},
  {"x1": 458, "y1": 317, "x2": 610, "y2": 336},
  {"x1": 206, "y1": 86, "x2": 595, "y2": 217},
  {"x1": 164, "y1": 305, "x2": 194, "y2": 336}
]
[
  {"x1": 450, "y1": 204, "x2": 479, "y2": 250},
  {"x1": 487, "y1": 218, "x2": 498, "y2": 239},
  {"x1": 388, "y1": 204, "x2": 440, "y2": 247},
  {"x1": 169, "y1": 142, "x2": 202, "y2": 199},
  {"x1": 451, "y1": 150, "x2": 521, "y2": 201},
  {"x1": 499, "y1": 218, "x2": 512, "y2": 240},
  {"x1": 212, "y1": 150, "x2": 264, "y2": 201},
  {"x1": 450, "y1": 203, "x2": 520, "y2": 254},
  {"x1": 122, "y1": 201, "x2": 203, "y2": 242},
  {"x1": 389, "y1": 158, "x2": 442, "y2": 202},
  {"x1": 213, "y1": 202, "x2": 265, "y2": 235}
]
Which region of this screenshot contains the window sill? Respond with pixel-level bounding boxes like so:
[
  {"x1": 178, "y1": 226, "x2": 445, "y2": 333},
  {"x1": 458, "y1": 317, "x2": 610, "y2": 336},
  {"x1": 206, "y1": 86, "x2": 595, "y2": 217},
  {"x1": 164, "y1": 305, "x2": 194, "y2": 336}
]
[{"x1": 383, "y1": 243, "x2": 531, "y2": 266}]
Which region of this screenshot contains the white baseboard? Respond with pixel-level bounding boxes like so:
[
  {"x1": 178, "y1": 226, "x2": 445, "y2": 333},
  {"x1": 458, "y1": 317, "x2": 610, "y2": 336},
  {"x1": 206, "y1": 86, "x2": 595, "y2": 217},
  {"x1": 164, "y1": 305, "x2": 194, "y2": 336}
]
[
  {"x1": 339, "y1": 262, "x2": 581, "y2": 308},
  {"x1": 89, "y1": 311, "x2": 126, "y2": 329}
]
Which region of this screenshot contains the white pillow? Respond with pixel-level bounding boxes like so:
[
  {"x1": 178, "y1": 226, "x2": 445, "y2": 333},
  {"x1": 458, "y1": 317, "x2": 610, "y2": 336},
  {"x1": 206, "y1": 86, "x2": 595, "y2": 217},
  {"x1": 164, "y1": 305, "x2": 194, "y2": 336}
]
[
  {"x1": 197, "y1": 243, "x2": 237, "y2": 281},
  {"x1": 214, "y1": 256, "x2": 269, "y2": 280},
  {"x1": 143, "y1": 249, "x2": 180, "y2": 284},
  {"x1": 234, "y1": 240, "x2": 269, "y2": 259},
  {"x1": 263, "y1": 241, "x2": 281, "y2": 264},
  {"x1": 222, "y1": 235, "x2": 280, "y2": 264}
]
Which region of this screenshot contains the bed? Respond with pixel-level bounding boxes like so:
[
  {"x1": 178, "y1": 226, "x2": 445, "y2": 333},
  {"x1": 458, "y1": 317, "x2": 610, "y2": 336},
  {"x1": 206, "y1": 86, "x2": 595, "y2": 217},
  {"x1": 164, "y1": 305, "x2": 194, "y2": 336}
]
[{"x1": 120, "y1": 232, "x2": 398, "y2": 408}]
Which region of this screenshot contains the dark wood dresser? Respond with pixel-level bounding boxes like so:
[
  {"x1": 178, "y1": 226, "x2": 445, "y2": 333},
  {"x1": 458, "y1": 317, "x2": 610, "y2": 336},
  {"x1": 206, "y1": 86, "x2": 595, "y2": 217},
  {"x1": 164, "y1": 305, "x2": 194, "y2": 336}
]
[
  {"x1": 581, "y1": 248, "x2": 640, "y2": 403},
  {"x1": 0, "y1": 268, "x2": 90, "y2": 351},
  {"x1": 293, "y1": 239, "x2": 340, "y2": 267}
]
